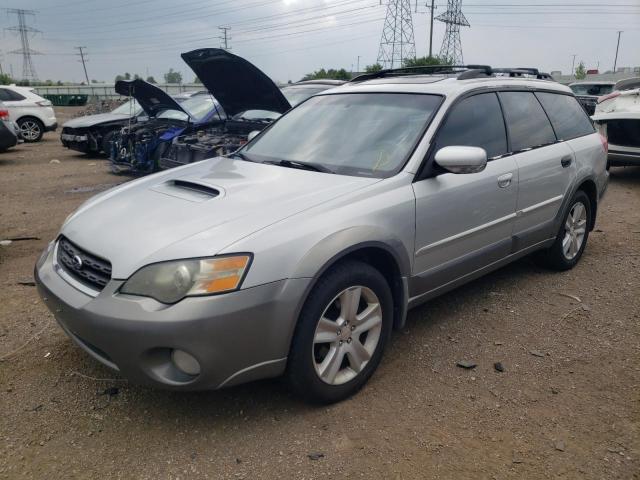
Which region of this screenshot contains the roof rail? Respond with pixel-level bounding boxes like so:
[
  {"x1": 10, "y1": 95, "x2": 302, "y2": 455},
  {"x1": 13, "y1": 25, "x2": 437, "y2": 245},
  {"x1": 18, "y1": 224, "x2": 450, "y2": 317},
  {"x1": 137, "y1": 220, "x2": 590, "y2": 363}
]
[
  {"x1": 350, "y1": 64, "x2": 492, "y2": 83},
  {"x1": 350, "y1": 64, "x2": 554, "y2": 82}
]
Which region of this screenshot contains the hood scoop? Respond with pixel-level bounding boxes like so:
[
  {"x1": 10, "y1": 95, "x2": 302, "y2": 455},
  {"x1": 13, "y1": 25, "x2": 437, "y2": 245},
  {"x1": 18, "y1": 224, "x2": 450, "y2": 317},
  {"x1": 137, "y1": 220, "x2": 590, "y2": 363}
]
[{"x1": 151, "y1": 179, "x2": 221, "y2": 202}]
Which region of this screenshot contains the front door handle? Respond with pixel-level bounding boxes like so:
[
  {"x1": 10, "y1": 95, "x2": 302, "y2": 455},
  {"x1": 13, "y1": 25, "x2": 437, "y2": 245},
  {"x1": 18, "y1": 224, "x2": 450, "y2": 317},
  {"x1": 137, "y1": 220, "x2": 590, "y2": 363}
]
[
  {"x1": 561, "y1": 156, "x2": 573, "y2": 168},
  {"x1": 497, "y1": 172, "x2": 513, "y2": 188}
]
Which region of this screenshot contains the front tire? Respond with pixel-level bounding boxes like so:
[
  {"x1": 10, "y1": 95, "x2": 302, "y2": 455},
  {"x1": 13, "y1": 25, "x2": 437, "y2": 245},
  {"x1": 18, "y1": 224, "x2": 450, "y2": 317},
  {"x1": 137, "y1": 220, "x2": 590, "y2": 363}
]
[
  {"x1": 17, "y1": 117, "x2": 44, "y2": 142},
  {"x1": 537, "y1": 190, "x2": 591, "y2": 271},
  {"x1": 287, "y1": 260, "x2": 393, "y2": 404}
]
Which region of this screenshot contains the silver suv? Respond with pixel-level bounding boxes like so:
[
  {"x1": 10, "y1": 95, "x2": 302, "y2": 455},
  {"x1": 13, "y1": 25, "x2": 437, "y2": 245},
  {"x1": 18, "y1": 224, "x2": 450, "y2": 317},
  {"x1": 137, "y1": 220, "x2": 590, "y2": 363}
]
[{"x1": 35, "y1": 66, "x2": 608, "y2": 403}]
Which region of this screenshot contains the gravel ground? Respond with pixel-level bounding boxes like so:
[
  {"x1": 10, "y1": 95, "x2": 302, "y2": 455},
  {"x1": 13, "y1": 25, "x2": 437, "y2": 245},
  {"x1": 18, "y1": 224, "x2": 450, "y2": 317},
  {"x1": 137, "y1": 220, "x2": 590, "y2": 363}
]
[{"x1": 1, "y1": 107, "x2": 639, "y2": 479}]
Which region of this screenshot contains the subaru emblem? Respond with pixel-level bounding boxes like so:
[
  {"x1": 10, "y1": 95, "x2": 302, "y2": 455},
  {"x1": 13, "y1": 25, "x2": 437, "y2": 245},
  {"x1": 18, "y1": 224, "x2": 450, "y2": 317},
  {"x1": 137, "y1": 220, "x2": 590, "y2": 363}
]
[{"x1": 72, "y1": 255, "x2": 83, "y2": 269}]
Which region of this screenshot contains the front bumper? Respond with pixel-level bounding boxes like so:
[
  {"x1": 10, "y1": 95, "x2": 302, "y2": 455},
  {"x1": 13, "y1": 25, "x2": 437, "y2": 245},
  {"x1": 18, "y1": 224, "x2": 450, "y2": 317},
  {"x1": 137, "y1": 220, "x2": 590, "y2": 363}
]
[
  {"x1": 35, "y1": 244, "x2": 310, "y2": 390},
  {"x1": 45, "y1": 122, "x2": 58, "y2": 132}
]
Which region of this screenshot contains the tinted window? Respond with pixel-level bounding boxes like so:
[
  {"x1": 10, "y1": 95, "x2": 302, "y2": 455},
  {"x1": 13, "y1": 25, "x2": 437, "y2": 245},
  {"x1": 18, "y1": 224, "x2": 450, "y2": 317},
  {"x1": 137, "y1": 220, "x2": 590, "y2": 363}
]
[
  {"x1": 535, "y1": 92, "x2": 595, "y2": 140},
  {"x1": 569, "y1": 84, "x2": 614, "y2": 96},
  {"x1": 0, "y1": 89, "x2": 10, "y2": 101},
  {"x1": 498, "y1": 91, "x2": 556, "y2": 151},
  {"x1": 435, "y1": 93, "x2": 507, "y2": 159},
  {"x1": 0, "y1": 89, "x2": 26, "y2": 101}
]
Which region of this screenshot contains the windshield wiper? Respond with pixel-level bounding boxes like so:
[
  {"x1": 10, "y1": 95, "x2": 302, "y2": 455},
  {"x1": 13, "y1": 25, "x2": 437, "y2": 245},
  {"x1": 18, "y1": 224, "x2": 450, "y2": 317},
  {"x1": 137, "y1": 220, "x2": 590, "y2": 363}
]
[{"x1": 263, "y1": 159, "x2": 334, "y2": 174}]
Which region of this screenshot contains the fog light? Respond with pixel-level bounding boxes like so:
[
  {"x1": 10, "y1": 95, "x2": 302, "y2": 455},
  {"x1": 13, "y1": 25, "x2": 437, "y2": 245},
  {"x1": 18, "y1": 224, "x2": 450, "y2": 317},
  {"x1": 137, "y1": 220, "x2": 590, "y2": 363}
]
[{"x1": 171, "y1": 349, "x2": 201, "y2": 376}]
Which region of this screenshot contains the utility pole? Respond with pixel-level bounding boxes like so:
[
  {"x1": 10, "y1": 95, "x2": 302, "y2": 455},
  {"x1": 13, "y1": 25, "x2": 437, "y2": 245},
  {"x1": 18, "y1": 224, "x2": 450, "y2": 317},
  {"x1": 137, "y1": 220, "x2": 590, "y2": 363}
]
[
  {"x1": 356, "y1": 55, "x2": 360, "y2": 73},
  {"x1": 5, "y1": 8, "x2": 41, "y2": 81},
  {"x1": 0, "y1": 50, "x2": 4, "y2": 76},
  {"x1": 613, "y1": 30, "x2": 622, "y2": 72},
  {"x1": 571, "y1": 54, "x2": 577, "y2": 77},
  {"x1": 218, "y1": 27, "x2": 231, "y2": 51},
  {"x1": 428, "y1": 0, "x2": 435, "y2": 58},
  {"x1": 75, "y1": 46, "x2": 90, "y2": 84}
]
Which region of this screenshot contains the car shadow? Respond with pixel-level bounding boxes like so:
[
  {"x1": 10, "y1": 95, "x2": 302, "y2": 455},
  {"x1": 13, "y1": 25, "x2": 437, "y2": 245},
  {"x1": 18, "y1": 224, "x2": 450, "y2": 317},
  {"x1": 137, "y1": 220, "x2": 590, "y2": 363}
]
[{"x1": 609, "y1": 166, "x2": 640, "y2": 185}]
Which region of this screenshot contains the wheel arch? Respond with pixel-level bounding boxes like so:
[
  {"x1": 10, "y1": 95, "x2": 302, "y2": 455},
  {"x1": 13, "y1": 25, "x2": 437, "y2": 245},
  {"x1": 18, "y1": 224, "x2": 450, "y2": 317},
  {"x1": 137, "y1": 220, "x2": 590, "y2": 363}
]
[
  {"x1": 290, "y1": 235, "x2": 411, "y2": 338},
  {"x1": 575, "y1": 178, "x2": 598, "y2": 231}
]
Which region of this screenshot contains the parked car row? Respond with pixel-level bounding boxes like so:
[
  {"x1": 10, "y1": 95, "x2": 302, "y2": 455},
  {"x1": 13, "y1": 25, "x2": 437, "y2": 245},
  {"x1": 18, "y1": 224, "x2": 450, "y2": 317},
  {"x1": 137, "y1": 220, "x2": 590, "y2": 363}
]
[{"x1": 36, "y1": 63, "x2": 610, "y2": 403}]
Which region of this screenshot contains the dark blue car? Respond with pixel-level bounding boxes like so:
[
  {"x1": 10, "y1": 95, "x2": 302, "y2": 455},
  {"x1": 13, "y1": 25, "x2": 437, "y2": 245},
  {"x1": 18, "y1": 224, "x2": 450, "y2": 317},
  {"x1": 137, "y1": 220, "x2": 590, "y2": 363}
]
[{"x1": 110, "y1": 82, "x2": 224, "y2": 174}]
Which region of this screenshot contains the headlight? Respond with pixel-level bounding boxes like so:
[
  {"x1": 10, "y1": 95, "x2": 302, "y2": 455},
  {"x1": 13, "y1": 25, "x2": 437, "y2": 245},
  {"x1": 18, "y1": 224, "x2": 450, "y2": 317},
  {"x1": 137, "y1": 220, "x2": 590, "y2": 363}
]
[{"x1": 120, "y1": 255, "x2": 252, "y2": 304}]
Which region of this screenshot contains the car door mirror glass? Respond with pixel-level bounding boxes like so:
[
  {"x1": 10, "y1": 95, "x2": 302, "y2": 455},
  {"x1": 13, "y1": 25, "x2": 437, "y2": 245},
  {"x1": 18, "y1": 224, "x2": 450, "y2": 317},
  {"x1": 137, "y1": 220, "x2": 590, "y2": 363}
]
[{"x1": 434, "y1": 146, "x2": 487, "y2": 174}]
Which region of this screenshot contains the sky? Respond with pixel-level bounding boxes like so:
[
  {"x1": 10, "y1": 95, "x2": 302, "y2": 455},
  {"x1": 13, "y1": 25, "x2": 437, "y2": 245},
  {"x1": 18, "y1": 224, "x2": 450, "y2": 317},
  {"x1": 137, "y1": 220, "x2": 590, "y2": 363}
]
[{"x1": 1, "y1": 0, "x2": 639, "y2": 84}]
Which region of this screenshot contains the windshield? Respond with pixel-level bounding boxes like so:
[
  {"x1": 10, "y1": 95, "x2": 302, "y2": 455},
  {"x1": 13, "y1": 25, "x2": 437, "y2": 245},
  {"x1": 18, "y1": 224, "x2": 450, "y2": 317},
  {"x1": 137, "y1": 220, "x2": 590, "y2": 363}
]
[
  {"x1": 281, "y1": 85, "x2": 332, "y2": 106},
  {"x1": 111, "y1": 99, "x2": 143, "y2": 116},
  {"x1": 243, "y1": 93, "x2": 441, "y2": 178},
  {"x1": 156, "y1": 94, "x2": 221, "y2": 122},
  {"x1": 570, "y1": 84, "x2": 614, "y2": 96}
]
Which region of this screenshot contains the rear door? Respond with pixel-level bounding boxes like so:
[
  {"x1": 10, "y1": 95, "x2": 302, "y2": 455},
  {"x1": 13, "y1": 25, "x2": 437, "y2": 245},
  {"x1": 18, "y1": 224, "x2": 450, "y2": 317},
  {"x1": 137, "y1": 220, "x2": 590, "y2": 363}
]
[
  {"x1": 498, "y1": 91, "x2": 575, "y2": 250},
  {"x1": 412, "y1": 92, "x2": 517, "y2": 297}
]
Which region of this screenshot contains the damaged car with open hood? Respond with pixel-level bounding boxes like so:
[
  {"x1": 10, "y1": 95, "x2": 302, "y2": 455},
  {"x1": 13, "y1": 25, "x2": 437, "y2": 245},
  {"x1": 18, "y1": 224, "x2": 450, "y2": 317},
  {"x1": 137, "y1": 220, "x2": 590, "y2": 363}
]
[
  {"x1": 157, "y1": 48, "x2": 293, "y2": 170},
  {"x1": 109, "y1": 79, "x2": 223, "y2": 173}
]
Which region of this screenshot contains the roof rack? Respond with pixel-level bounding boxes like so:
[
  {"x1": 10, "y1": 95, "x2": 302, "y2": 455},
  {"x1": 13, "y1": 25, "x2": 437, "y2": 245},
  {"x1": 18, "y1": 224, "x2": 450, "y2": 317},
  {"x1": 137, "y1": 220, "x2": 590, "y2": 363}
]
[{"x1": 349, "y1": 65, "x2": 553, "y2": 83}]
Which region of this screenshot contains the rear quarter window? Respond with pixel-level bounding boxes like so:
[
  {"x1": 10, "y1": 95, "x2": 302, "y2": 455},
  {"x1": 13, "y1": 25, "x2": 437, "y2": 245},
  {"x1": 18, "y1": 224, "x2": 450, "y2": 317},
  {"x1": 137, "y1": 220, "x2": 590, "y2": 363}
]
[
  {"x1": 498, "y1": 91, "x2": 556, "y2": 151},
  {"x1": 535, "y1": 92, "x2": 595, "y2": 140}
]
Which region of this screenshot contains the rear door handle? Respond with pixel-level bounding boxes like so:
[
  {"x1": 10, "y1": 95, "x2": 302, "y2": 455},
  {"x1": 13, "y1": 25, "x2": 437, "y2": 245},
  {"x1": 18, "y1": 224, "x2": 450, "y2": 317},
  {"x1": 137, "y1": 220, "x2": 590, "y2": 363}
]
[
  {"x1": 561, "y1": 156, "x2": 573, "y2": 168},
  {"x1": 497, "y1": 173, "x2": 513, "y2": 188}
]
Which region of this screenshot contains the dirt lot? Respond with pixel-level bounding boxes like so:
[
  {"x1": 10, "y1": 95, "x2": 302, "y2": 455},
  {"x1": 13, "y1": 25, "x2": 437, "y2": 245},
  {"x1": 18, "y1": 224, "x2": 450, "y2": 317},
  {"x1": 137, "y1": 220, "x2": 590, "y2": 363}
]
[{"x1": 1, "y1": 107, "x2": 639, "y2": 479}]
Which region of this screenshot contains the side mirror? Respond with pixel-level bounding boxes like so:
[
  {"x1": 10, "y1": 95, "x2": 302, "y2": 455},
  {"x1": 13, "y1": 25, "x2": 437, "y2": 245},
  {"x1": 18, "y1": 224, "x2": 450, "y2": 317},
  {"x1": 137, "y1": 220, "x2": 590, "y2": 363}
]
[
  {"x1": 247, "y1": 130, "x2": 261, "y2": 142},
  {"x1": 434, "y1": 146, "x2": 487, "y2": 174}
]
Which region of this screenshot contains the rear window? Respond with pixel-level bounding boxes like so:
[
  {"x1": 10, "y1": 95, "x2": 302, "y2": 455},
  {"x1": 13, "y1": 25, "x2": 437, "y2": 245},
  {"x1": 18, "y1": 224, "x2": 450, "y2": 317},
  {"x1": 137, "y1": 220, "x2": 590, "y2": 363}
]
[
  {"x1": 535, "y1": 92, "x2": 595, "y2": 140},
  {"x1": 569, "y1": 84, "x2": 614, "y2": 96},
  {"x1": 435, "y1": 92, "x2": 507, "y2": 159},
  {"x1": 498, "y1": 91, "x2": 556, "y2": 152}
]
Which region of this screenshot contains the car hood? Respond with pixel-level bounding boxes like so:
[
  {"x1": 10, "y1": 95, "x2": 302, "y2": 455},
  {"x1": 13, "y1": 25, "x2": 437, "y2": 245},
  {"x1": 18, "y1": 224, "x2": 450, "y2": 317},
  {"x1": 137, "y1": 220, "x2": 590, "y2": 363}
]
[
  {"x1": 63, "y1": 113, "x2": 130, "y2": 129},
  {"x1": 181, "y1": 48, "x2": 291, "y2": 117},
  {"x1": 61, "y1": 157, "x2": 379, "y2": 278},
  {"x1": 115, "y1": 79, "x2": 188, "y2": 118}
]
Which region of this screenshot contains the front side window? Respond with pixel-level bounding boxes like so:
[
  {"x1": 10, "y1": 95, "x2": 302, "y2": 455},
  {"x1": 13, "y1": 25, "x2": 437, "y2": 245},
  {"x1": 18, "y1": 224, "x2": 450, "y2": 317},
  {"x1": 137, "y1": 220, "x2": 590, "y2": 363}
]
[
  {"x1": 498, "y1": 91, "x2": 556, "y2": 152},
  {"x1": 434, "y1": 92, "x2": 507, "y2": 159},
  {"x1": 535, "y1": 92, "x2": 595, "y2": 140},
  {"x1": 243, "y1": 93, "x2": 442, "y2": 178}
]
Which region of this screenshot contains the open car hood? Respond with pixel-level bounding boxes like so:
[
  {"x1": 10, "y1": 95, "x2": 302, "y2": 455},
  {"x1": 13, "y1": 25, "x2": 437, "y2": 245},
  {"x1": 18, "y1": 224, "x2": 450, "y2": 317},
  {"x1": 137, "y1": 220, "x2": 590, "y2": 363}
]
[
  {"x1": 181, "y1": 48, "x2": 291, "y2": 117},
  {"x1": 115, "y1": 79, "x2": 188, "y2": 118}
]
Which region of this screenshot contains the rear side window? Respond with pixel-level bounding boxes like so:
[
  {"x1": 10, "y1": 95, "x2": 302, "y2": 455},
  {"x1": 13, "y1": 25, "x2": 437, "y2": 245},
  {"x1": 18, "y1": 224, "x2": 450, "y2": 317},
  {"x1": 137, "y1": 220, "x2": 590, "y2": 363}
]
[
  {"x1": 435, "y1": 92, "x2": 507, "y2": 159},
  {"x1": 498, "y1": 91, "x2": 556, "y2": 152},
  {"x1": 0, "y1": 89, "x2": 26, "y2": 101},
  {"x1": 535, "y1": 92, "x2": 595, "y2": 140}
]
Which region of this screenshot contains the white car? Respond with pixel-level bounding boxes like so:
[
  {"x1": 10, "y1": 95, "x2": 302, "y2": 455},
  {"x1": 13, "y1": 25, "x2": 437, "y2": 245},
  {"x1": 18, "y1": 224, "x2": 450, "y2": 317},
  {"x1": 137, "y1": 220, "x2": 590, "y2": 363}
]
[
  {"x1": 592, "y1": 77, "x2": 640, "y2": 167},
  {"x1": 0, "y1": 85, "x2": 58, "y2": 142}
]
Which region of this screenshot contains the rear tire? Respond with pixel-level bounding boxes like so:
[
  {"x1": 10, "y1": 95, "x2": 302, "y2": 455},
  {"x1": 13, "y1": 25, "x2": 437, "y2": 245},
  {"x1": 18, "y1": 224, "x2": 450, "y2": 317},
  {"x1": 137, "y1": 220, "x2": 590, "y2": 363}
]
[
  {"x1": 17, "y1": 117, "x2": 44, "y2": 142},
  {"x1": 537, "y1": 190, "x2": 591, "y2": 271},
  {"x1": 287, "y1": 260, "x2": 393, "y2": 404}
]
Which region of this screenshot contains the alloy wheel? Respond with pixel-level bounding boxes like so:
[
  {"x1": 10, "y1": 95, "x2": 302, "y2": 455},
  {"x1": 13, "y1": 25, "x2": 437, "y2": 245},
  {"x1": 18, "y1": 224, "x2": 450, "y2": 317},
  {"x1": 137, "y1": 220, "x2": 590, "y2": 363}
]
[
  {"x1": 312, "y1": 286, "x2": 382, "y2": 385},
  {"x1": 20, "y1": 120, "x2": 41, "y2": 141},
  {"x1": 562, "y1": 201, "x2": 587, "y2": 260}
]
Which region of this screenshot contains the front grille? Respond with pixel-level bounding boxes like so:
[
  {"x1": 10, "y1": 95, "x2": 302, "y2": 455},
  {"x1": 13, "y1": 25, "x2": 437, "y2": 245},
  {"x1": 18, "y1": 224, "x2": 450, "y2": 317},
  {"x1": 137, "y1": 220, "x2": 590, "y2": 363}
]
[{"x1": 57, "y1": 236, "x2": 112, "y2": 291}]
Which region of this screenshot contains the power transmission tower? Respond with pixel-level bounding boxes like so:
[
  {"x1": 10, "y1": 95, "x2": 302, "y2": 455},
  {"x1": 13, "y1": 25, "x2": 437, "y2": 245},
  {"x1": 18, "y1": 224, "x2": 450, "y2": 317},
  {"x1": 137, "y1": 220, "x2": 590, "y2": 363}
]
[
  {"x1": 75, "y1": 47, "x2": 90, "y2": 84},
  {"x1": 218, "y1": 27, "x2": 231, "y2": 51},
  {"x1": 377, "y1": 0, "x2": 416, "y2": 69},
  {"x1": 5, "y1": 8, "x2": 41, "y2": 81},
  {"x1": 435, "y1": 0, "x2": 469, "y2": 64}
]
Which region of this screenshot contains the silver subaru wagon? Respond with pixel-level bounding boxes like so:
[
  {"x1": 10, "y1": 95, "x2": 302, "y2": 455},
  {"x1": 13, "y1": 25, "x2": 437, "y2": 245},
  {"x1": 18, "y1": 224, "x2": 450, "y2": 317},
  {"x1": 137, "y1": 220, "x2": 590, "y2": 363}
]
[{"x1": 36, "y1": 66, "x2": 608, "y2": 403}]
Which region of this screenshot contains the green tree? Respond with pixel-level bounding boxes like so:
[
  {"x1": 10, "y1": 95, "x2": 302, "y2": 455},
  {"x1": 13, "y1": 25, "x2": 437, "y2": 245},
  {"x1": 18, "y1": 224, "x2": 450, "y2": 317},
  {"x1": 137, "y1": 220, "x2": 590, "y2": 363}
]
[
  {"x1": 124, "y1": 72, "x2": 131, "y2": 80},
  {"x1": 301, "y1": 68, "x2": 351, "y2": 81},
  {"x1": 402, "y1": 55, "x2": 451, "y2": 68},
  {"x1": 164, "y1": 68, "x2": 182, "y2": 84},
  {"x1": 115, "y1": 74, "x2": 125, "y2": 82},
  {"x1": 0, "y1": 73, "x2": 14, "y2": 85},
  {"x1": 575, "y1": 61, "x2": 586, "y2": 80},
  {"x1": 193, "y1": 76, "x2": 202, "y2": 84},
  {"x1": 364, "y1": 63, "x2": 383, "y2": 73},
  {"x1": 146, "y1": 76, "x2": 156, "y2": 83},
  {"x1": 91, "y1": 79, "x2": 98, "y2": 83},
  {"x1": 133, "y1": 74, "x2": 142, "y2": 80}
]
